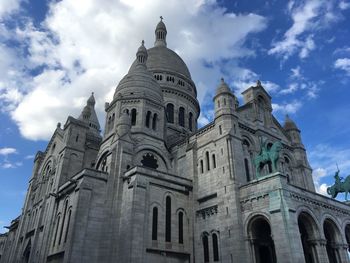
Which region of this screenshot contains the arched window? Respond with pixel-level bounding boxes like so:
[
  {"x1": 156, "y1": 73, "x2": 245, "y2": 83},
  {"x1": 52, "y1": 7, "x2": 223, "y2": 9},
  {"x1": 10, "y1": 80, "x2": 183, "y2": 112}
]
[
  {"x1": 202, "y1": 234, "x2": 209, "y2": 262},
  {"x1": 59, "y1": 200, "x2": 69, "y2": 245},
  {"x1": 152, "y1": 113, "x2": 157, "y2": 130},
  {"x1": 146, "y1": 111, "x2": 151, "y2": 128},
  {"x1": 206, "y1": 151, "x2": 210, "y2": 171},
  {"x1": 53, "y1": 215, "x2": 61, "y2": 247},
  {"x1": 200, "y1": 160, "x2": 204, "y2": 174},
  {"x1": 189, "y1": 112, "x2": 193, "y2": 131},
  {"x1": 212, "y1": 233, "x2": 219, "y2": 261},
  {"x1": 245, "y1": 158, "x2": 250, "y2": 182},
  {"x1": 64, "y1": 209, "x2": 72, "y2": 243},
  {"x1": 152, "y1": 207, "x2": 158, "y2": 241},
  {"x1": 131, "y1": 109, "x2": 137, "y2": 126},
  {"x1": 165, "y1": 196, "x2": 171, "y2": 242},
  {"x1": 178, "y1": 212, "x2": 183, "y2": 244},
  {"x1": 179, "y1": 107, "x2": 185, "y2": 127},
  {"x1": 166, "y1": 104, "x2": 174, "y2": 123},
  {"x1": 212, "y1": 154, "x2": 216, "y2": 169}
]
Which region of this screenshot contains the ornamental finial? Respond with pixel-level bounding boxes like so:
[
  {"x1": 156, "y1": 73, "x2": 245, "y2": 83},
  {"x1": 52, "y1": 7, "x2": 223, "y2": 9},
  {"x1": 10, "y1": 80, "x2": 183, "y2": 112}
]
[{"x1": 160, "y1": 16, "x2": 163, "y2": 21}]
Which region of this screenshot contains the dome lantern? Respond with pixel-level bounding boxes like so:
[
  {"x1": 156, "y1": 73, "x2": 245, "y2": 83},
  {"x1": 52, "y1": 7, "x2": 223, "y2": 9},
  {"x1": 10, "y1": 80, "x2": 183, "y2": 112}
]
[{"x1": 154, "y1": 16, "x2": 167, "y2": 47}]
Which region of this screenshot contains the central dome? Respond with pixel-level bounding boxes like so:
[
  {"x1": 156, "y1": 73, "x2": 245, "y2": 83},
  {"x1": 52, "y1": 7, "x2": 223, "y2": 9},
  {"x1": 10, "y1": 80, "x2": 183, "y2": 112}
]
[{"x1": 146, "y1": 46, "x2": 191, "y2": 79}]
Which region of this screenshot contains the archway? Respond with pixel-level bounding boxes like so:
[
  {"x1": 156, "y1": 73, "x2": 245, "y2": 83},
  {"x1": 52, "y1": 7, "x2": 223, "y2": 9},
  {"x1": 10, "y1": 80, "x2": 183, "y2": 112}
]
[
  {"x1": 298, "y1": 212, "x2": 319, "y2": 263},
  {"x1": 324, "y1": 219, "x2": 341, "y2": 263},
  {"x1": 248, "y1": 216, "x2": 276, "y2": 263}
]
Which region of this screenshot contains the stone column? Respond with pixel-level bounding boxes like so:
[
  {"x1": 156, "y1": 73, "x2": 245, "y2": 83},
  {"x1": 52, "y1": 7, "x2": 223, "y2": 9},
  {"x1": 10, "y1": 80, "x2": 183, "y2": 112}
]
[{"x1": 314, "y1": 239, "x2": 329, "y2": 263}]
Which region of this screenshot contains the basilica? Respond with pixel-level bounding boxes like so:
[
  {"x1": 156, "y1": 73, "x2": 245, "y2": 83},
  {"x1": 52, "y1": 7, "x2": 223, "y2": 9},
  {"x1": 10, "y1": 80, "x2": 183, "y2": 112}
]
[{"x1": 1, "y1": 19, "x2": 350, "y2": 263}]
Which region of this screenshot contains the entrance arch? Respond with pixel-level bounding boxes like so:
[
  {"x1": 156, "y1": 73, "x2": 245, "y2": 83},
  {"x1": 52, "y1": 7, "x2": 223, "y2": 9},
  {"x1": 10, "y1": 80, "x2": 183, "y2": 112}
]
[
  {"x1": 248, "y1": 215, "x2": 276, "y2": 263},
  {"x1": 324, "y1": 218, "x2": 341, "y2": 263},
  {"x1": 298, "y1": 212, "x2": 319, "y2": 263}
]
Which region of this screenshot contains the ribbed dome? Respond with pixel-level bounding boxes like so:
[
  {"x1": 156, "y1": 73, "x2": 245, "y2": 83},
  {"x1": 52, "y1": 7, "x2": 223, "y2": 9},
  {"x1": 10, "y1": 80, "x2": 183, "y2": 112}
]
[
  {"x1": 146, "y1": 46, "x2": 191, "y2": 79},
  {"x1": 114, "y1": 41, "x2": 163, "y2": 102},
  {"x1": 284, "y1": 115, "x2": 299, "y2": 131},
  {"x1": 216, "y1": 78, "x2": 232, "y2": 95},
  {"x1": 156, "y1": 20, "x2": 167, "y2": 31}
]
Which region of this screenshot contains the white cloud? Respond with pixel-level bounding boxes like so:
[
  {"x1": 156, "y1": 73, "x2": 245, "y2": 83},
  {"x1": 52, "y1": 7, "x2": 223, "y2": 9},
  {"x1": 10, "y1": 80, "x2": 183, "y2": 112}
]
[
  {"x1": 1, "y1": 161, "x2": 22, "y2": 169},
  {"x1": 268, "y1": 1, "x2": 339, "y2": 60},
  {"x1": 0, "y1": 0, "x2": 22, "y2": 18},
  {"x1": 272, "y1": 100, "x2": 302, "y2": 114},
  {"x1": 290, "y1": 66, "x2": 302, "y2": 79},
  {"x1": 339, "y1": 1, "x2": 350, "y2": 10},
  {"x1": 0, "y1": 0, "x2": 267, "y2": 140},
  {"x1": 334, "y1": 58, "x2": 350, "y2": 75},
  {"x1": 0, "y1": 147, "x2": 17, "y2": 155},
  {"x1": 280, "y1": 83, "x2": 298, "y2": 94}
]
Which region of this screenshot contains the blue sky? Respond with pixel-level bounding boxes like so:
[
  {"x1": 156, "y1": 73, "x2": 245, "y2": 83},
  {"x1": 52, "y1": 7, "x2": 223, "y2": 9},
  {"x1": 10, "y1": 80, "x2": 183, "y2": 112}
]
[{"x1": 1, "y1": 0, "x2": 350, "y2": 232}]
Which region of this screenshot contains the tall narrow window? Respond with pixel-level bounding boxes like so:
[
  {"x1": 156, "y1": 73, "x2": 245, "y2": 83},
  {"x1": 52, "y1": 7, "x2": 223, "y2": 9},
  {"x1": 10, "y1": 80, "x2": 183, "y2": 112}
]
[
  {"x1": 152, "y1": 113, "x2": 157, "y2": 130},
  {"x1": 146, "y1": 111, "x2": 151, "y2": 128},
  {"x1": 244, "y1": 158, "x2": 250, "y2": 182},
  {"x1": 64, "y1": 209, "x2": 72, "y2": 243},
  {"x1": 152, "y1": 207, "x2": 158, "y2": 241},
  {"x1": 203, "y1": 235, "x2": 209, "y2": 262},
  {"x1": 200, "y1": 160, "x2": 204, "y2": 174},
  {"x1": 53, "y1": 215, "x2": 61, "y2": 247},
  {"x1": 166, "y1": 104, "x2": 174, "y2": 123},
  {"x1": 213, "y1": 233, "x2": 219, "y2": 261},
  {"x1": 178, "y1": 212, "x2": 183, "y2": 244},
  {"x1": 189, "y1": 112, "x2": 193, "y2": 131},
  {"x1": 59, "y1": 200, "x2": 68, "y2": 245},
  {"x1": 179, "y1": 107, "x2": 185, "y2": 127},
  {"x1": 212, "y1": 154, "x2": 216, "y2": 169},
  {"x1": 165, "y1": 196, "x2": 171, "y2": 242},
  {"x1": 206, "y1": 151, "x2": 210, "y2": 171},
  {"x1": 131, "y1": 109, "x2": 137, "y2": 126}
]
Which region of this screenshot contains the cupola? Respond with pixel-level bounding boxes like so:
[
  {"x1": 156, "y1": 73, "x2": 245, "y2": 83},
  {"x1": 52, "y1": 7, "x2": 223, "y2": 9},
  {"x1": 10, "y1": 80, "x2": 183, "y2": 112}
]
[{"x1": 154, "y1": 16, "x2": 167, "y2": 47}]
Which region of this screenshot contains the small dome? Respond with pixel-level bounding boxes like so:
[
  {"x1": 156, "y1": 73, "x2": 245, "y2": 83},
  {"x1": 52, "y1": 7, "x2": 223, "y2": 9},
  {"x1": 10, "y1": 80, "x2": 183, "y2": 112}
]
[
  {"x1": 284, "y1": 115, "x2": 299, "y2": 131},
  {"x1": 156, "y1": 19, "x2": 167, "y2": 31},
  {"x1": 216, "y1": 78, "x2": 232, "y2": 96}
]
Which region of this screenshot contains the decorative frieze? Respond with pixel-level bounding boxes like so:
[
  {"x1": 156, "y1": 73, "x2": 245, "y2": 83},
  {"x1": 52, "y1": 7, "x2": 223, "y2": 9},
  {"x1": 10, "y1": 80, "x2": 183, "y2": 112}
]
[{"x1": 196, "y1": 205, "x2": 218, "y2": 219}]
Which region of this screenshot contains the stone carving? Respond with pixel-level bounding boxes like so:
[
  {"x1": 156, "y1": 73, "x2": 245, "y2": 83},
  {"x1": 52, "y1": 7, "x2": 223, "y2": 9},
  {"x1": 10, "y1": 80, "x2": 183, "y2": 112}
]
[
  {"x1": 254, "y1": 138, "x2": 282, "y2": 178},
  {"x1": 327, "y1": 170, "x2": 350, "y2": 200}
]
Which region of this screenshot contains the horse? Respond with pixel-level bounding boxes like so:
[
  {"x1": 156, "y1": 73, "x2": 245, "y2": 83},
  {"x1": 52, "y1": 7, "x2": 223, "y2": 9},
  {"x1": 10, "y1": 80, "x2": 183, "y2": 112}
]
[
  {"x1": 254, "y1": 141, "x2": 282, "y2": 178},
  {"x1": 327, "y1": 175, "x2": 350, "y2": 200}
]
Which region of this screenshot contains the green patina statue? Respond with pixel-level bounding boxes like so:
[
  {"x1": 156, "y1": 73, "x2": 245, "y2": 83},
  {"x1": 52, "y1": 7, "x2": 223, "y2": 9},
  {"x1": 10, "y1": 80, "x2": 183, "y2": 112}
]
[
  {"x1": 253, "y1": 138, "x2": 282, "y2": 179},
  {"x1": 327, "y1": 170, "x2": 350, "y2": 200}
]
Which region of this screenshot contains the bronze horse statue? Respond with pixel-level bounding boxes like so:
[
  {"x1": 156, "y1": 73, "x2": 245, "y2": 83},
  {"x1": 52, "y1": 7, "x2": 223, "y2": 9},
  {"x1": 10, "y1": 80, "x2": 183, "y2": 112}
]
[
  {"x1": 327, "y1": 170, "x2": 350, "y2": 200},
  {"x1": 254, "y1": 140, "x2": 282, "y2": 179}
]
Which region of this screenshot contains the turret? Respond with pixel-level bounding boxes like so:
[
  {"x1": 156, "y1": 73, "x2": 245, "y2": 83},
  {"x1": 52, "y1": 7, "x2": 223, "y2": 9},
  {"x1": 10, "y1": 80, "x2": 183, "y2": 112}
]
[
  {"x1": 283, "y1": 115, "x2": 302, "y2": 146},
  {"x1": 78, "y1": 92, "x2": 101, "y2": 136},
  {"x1": 213, "y1": 78, "x2": 238, "y2": 119},
  {"x1": 154, "y1": 16, "x2": 167, "y2": 47}
]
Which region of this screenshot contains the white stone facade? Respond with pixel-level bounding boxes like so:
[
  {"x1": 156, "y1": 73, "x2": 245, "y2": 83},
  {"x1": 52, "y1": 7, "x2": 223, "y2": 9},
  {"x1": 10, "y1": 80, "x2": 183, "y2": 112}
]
[{"x1": 1, "y1": 19, "x2": 350, "y2": 263}]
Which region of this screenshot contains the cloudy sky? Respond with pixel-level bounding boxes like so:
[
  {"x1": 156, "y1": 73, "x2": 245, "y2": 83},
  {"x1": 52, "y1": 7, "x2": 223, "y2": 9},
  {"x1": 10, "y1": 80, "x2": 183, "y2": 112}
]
[{"x1": 1, "y1": 0, "x2": 350, "y2": 232}]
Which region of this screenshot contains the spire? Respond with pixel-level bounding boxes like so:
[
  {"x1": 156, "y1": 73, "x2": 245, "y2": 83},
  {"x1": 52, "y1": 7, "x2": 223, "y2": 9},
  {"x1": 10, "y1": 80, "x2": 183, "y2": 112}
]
[
  {"x1": 78, "y1": 92, "x2": 101, "y2": 134},
  {"x1": 154, "y1": 16, "x2": 167, "y2": 47},
  {"x1": 215, "y1": 78, "x2": 232, "y2": 96}
]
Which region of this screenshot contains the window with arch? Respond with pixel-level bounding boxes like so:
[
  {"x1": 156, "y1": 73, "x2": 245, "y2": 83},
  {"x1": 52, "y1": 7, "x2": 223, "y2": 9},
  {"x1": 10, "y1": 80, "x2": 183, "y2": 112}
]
[
  {"x1": 131, "y1": 109, "x2": 137, "y2": 126},
  {"x1": 165, "y1": 196, "x2": 171, "y2": 242},
  {"x1": 202, "y1": 234, "x2": 209, "y2": 263},
  {"x1": 53, "y1": 214, "x2": 61, "y2": 247},
  {"x1": 212, "y1": 154, "x2": 216, "y2": 169},
  {"x1": 245, "y1": 158, "x2": 250, "y2": 182},
  {"x1": 152, "y1": 207, "x2": 158, "y2": 241},
  {"x1": 146, "y1": 111, "x2": 151, "y2": 128},
  {"x1": 59, "y1": 200, "x2": 69, "y2": 245},
  {"x1": 178, "y1": 211, "x2": 183, "y2": 244},
  {"x1": 152, "y1": 113, "x2": 157, "y2": 130},
  {"x1": 200, "y1": 160, "x2": 204, "y2": 174},
  {"x1": 206, "y1": 151, "x2": 210, "y2": 171},
  {"x1": 141, "y1": 153, "x2": 158, "y2": 169},
  {"x1": 179, "y1": 107, "x2": 185, "y2": 127},
  {"x1": 189, "y1": 112, "x2": 193, "y2": 131},
  {"x1": 166, "y1": 103, "x2": 174, "y2": 123},
  {"x1": 212, "y1": 233, "x2": 219, "y2": 261},
  {"x1": 64, "y1": 209, "x2": 72, "y2": 243}
]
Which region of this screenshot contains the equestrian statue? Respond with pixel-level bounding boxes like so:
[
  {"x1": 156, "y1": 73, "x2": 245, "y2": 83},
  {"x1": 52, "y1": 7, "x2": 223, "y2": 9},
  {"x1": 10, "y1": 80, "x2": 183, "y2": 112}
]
[
  {"x1": 253, "y1": 138, "x2": 282, "y2": 179},
  {"x1": 327, "y1": 169, "x2": 350, "y2": 200}
]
